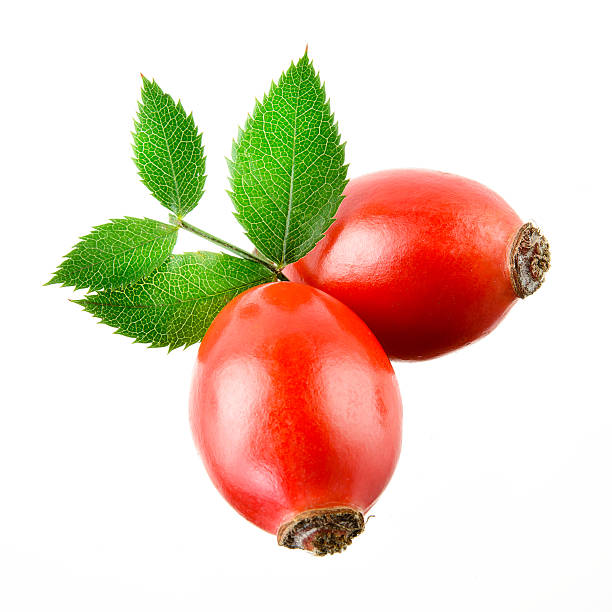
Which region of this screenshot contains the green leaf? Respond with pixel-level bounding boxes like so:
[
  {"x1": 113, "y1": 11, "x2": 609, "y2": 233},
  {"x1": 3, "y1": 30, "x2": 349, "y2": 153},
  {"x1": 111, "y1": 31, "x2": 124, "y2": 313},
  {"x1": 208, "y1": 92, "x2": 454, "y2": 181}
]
[
  {"x1": 76, "y1": 252, "x2": 275, "y2": 350},
  {"x1": 228, "y1": 51, "x2": 348, "y2": 267},
  {"x1": 47, "y1": 217, "x2": 178, "y2": 292},
  {"x1": 133, "y1": 77, "x2": 206, "y2": 218}
]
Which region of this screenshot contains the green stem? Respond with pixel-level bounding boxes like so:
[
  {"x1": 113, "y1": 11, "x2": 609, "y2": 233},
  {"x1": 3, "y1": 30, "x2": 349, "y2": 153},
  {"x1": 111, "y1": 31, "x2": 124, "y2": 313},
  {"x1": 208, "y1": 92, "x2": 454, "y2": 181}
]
[{"x1": 176, "y1": 218, "x2": 289, "y2": 281}]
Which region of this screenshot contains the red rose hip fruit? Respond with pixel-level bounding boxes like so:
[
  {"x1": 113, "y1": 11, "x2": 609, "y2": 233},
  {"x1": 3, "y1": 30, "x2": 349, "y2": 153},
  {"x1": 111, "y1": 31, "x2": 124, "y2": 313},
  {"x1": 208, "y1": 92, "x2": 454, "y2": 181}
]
[
  {"x1": 190, "y1": 282, "x2": 402, "y2": 555},
  {"x1": 285, "y1": 169, "x2": 551, "y2": 361}
]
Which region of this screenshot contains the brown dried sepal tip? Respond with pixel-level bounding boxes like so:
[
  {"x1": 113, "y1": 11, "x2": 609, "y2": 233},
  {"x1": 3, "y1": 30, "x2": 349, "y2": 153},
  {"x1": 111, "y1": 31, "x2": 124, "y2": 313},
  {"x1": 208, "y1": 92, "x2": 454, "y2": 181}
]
[
  {"x1": 277, "y1": 507, "x2": 365, "y2": 556},
  {"x1": 510, "y1": 222, "x2": 551, "y2": 298}
]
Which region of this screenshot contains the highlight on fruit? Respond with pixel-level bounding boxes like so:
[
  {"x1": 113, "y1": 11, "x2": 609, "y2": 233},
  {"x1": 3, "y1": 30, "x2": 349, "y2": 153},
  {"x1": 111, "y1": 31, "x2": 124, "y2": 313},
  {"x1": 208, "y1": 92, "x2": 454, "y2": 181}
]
[{"x1": 46, "y1": 49, "x2": 550, "y2": 554}]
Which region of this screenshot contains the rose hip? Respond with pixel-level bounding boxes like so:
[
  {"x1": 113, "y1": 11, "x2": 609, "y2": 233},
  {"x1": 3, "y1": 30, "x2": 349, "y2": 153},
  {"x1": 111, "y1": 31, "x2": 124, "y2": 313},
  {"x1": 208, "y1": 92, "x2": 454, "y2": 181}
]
[
  {"x1": 190, "y1": 282, "x2": 402, "y2": 555},
  {"x1": 285, "y1": 169, "x2": 551, "y2": 360}
]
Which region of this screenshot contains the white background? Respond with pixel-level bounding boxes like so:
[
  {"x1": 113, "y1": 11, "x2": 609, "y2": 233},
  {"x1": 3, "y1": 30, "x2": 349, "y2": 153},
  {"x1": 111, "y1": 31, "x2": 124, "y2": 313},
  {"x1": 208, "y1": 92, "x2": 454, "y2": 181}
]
[{"x1": 1, "y1": 1, "x2": 611, "y2": 610}]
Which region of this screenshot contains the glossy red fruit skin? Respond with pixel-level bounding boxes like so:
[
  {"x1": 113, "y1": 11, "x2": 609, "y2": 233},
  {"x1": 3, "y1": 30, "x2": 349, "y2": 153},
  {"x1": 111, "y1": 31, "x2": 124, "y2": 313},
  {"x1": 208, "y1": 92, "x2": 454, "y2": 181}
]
[
  {"x1": 190, "y1": 282, "x2": 402, "y2": 537},
  {"x1": 285, "y1": 169, "x2": 526, "y2": 361}
]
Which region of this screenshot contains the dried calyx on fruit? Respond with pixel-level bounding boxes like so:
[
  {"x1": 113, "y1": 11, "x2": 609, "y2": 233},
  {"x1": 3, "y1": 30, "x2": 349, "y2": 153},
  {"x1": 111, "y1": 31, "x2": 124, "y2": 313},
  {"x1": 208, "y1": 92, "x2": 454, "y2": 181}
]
[
  {"x1": 510, "y1": 222, "x2": 551, "y2": 298},
  {"x1": 286, "y1": 169, "x2": 551, "y2": 361},
  {"x1": 278, "y1": 508, "x2": 365, "y2": 556}
]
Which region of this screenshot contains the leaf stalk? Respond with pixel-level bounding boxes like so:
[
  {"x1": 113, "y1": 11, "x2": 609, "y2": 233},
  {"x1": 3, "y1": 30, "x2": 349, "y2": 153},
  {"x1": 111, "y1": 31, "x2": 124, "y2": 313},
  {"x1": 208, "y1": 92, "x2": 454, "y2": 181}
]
[{"x1": 175, "y1": 218, "x2": 289, "y2": 281}]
